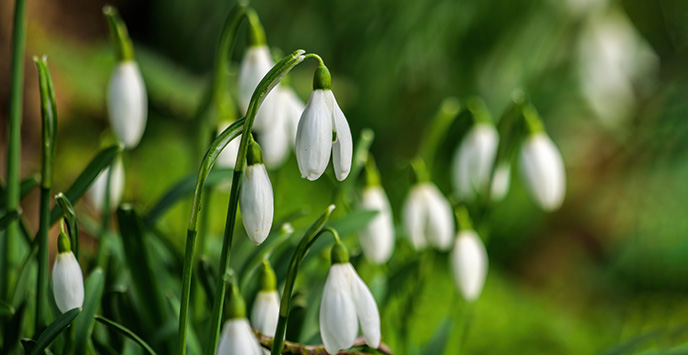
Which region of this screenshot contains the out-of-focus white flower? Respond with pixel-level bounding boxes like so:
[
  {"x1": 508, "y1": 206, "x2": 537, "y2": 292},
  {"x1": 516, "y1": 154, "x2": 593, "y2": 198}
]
[
  {"x1": 519, "y1": 133, "x2": 566, "y2": 211},
  {"x1": 216, "y1": 122, "x2": 241, "y2": 169},
  {"x1": 89, "y1": 157, "x2": 125, "y2": 212},
  {"x1": 451, "y1": 123, "x2": 499, "y2": 201},
  {"x1": 251, "y1": 291, "x2": 279, "y2": 338},
  {"x1": 240, "y1": 140, "x2": 274, "y2": 244},
  {"x1": 450, "y1": 229, "x2": 488, "y2": 302},
  {"x1": 217, "y1": 318, "x2": 264, "y2": 355},
  {"x1": 238, "y1": 45, "x2": 278, "y2": 133},
  {"x1": 490, "y1": 162, "x2": 511, "y2": 202},
  {"x1": 107, "y1": 61, "x2": 147, "y2": 148},
  {"x1": 320, "y1": 242, "x2": 380, "y2": 355},
  {"x1": 52, "y1": 231, "x2": 84, "y2": 313},
  {"x1": 256, "y1": 86, "x2": 306, "y2": 169},
  {"x1": 403, "y1": 183, "x2": 454, "y2": 251},
  {"x1": 295, "y1": 66, "x2": 352, "y2": 181},
  {"x1": 358, "y1": 186, "x2": 394, "y2": 264}
]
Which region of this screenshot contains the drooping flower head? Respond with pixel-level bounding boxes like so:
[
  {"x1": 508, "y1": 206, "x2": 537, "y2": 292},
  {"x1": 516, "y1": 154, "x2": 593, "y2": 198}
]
[
  {"x1": 251, "y1": 260, "x2": 280, "y2": 338},
  {"x1": 319, "y1": 240, "x2": 381, "y2": 354},
  {"x1": 449, "y1": 207, "x2": 488, "y2": 302},
  {"x1": 358, "y1": 157, "x2": 394, "y2": 264},
  {"x1": 103, "y1": 6, "x2": 147, "y2": 149},
  {"x1": 217, "y1": 282, "x2": 264, "y2": 355},
  {"x1": 295, "y1": 64, "x2": 353, "y2": 181},
  {"x1": 451, "y1": 123, "x2": 499, "y2": 201},
  {"x1": 89, "y1": 155, "x2": 125, "y2": 213},
  {"x1": 403, "y1": 182, "x2": 455, "y2": 251},
  {"x1": 52, "y1": 224, "x2": 84, "y2": 313},
  {"x1": 239, "y1": 137, "x2": 274, "y2": 244}
]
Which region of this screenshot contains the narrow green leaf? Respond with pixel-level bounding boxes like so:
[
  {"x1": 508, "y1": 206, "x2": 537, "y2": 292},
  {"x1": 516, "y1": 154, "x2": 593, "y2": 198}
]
[
  {"x1": 34, "y1": 56, "x2": 58, "y2": 190},
  {"x1": 117, "y1": 205, "x2": 169, "y2": 330},
  {"x1": 19, "y1": 175, "x2": 40, "y2": 200},
  {"x1": 143, "y1": 167, "x2": 234, "y2": 227},
  {"x1": 196, "y1": 257, "x2": 216, "y2": 306},
  {"x1": 0, "y1": 298, "x2": 15, "y2": 317},
  {"x1": 30, "y1": 307, "x2": 81, "y2": 355},
  {"x1": 422, "y1": 316, "x2": 454, "y2": 355},
  {"x1": 329, "y1": 209, "x2": 379, "y2": 238},
  {"x1": 55, "y1": 193, "x2": 79, "y2": 260},
  {"x1": 74, "y1": 268, "x2": 105, "y2": 355},
  {"x1": 94, "y1": 315, "x2": 159, "y2": 355},
  {"x1": 0, "y1": 210, "x2": 20, "y2": 231},
  {"x1": 49, "y1": 145, "x2": 122, "y2": 224}
]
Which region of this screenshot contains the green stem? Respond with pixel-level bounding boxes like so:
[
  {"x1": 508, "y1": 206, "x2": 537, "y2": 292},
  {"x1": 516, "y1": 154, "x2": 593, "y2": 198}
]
[
  {"x1": 35, "y1": 187, "x2": 51, "y2": 335},
  {"x1": 204, "y1": 49, "x2": 306, "y2": 355},
  {"x1": 96, "y1": 159, "x2": 115, "y2": 270},
  {"x1": 3, "y1": 0, "x2": 27, "y2": 301},
  {"x1": 271, "y1": 206, "x2": 336, "y2": 355}
]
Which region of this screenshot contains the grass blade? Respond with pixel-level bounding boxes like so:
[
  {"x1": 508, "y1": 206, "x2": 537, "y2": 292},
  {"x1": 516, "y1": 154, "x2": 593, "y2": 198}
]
[
  {"x1": 28, "y1": 307, "x2": 81, "y2": 355},
  {"x1": 95, "y1": 315, "x2": 159, "y2": 355},
  {"x1": 74, "y1": 268, "x2": 105, "y2": 355},
  {"x1": 49, "y1": 145, "x2": 122, "y2": 224}
]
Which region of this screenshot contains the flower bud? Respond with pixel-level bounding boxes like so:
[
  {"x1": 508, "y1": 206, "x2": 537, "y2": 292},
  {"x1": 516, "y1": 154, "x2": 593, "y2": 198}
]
[
  {"x1": 238, "y1": 45, "x2": 277, "y2": 133},
  {"x1": 251, "y1": 262, "x2": 279, "y2": 337},
  {"x1": 89, "y1": 157, "x2": 125, "y2": 212},
  {"x1": 451, "y1": 123, "x2": 498, "y2": 201},
  {"x1": 52, "y1": 231, "x2": 84, "y2": 313},
  {"x1": 107, "y1": 61, "x2": 147, "y2": 148},
  {"x1": 519, "y1": 133, "x2": 566, "y2": 211},
  {"x1": 450, "y1": 229, "x2": 488, "y2": 302},
  {"x1": 239, "y1": 139, "x2": 274, "y2": 244},
  {"x1": 217, "y1": 318, "x2": 264, "y2": 355},
  {"x1": 358, "y1": 186, "x2": 394, "y2": 264},
  {"x1": 402, "y1": 183, "x2": 454, "y2": 251}
]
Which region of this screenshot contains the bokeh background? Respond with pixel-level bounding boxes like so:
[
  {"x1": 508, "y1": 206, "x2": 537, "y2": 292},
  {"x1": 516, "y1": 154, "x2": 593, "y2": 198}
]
[{"x1": 2, "y1": 0, "x2": 688, "y2": 353}]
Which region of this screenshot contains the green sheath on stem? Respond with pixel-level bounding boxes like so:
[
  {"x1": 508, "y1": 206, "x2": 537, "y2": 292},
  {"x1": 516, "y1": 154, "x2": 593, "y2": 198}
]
[{"x1": 103, "y1": 6, "x2": 134, "y2": 62}]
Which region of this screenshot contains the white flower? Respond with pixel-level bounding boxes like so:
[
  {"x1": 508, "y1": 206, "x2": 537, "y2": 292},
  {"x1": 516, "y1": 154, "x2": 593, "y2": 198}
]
[
  {"x1": 52, "y1": 251, "x2": 84, "y2": 313},
  {"x1": 251, "y1": 290, "x2": 280, "y2": 337},
  {"x1": 295, "y1": 90, "x2": 352, "y2": 181},
  {"x1": 490, "y1": 163, "x2": 511, "y2": 202},
  {"x1": 107, "y1": 61, "x2": 147, "y2": 148},
  {"x1": 256, "y1": 86, "x2": 306, "y2": 169},
  {"x1": 451, "y1": 123, "x2": 499, "y2": 201},
  {"x1": 519, "y1": 133, "x2": 566, "y2": 211},
  {"x1": 450, "y1": 229, "x2": 488, "y2": 302},
  {"x1": 282, "y1": 87, "x2": 306, "y2": 148},
  {"x1": 238, "y1": 45, "x2": 277, "y2": 133},
  {"x1": 359, "y1": 186, "x2": 394, "y2": 264},
  {"x1": 216, "y1": 123, "x2": 241, "y2": 169},
  {"x1": 319, "y1": 263, "x2": 380, "y2": 354},
  {"x1": 402, "y1": 183, "x2": 454, "y2": 251},
  {"x1": 89, "y1": 157, "x2": 125, "y2": 212},
  {"x1": 217, "y1": 318, "x2": 264, "y2": 355},
  {"x1": 240, "y1": 162, "x2": 274, "y2": 244}
]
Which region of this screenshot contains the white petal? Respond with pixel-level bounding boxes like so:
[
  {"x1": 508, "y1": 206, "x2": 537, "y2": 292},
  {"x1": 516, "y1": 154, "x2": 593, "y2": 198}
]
[
  {"x1": 421, "y1": 183, "x2": 455, "y2": 251},
  {"x1": 320, "y1": 265, "x2": 358, "y2": 354},
  {"x1": 107, "y1": 61, "x2": 147, "y2": 148},
  {"x1": 519, "y1": 134, "x2": 566, "y2": 211},
  {"x1": 257, "y1": 92, "x2": 290, "y2": 169},
  {"x1": 240, "y1": 164, "x2": 274, "y2": 244},
  {"x1": 281, "y1": 87, "x2": 306, "y2": 148},
  {"x1": 216, "y1": 123, "x2": 241, "y2": 169},
  {"x1": 450, "y1": 230, "x2": 488, "y2": 302},
  {"x1": 359, "y1": 186, "x2": 395, "y2": 264},
  {"x1": 295, "y1": 90, "x2": 332, "y2": 181},
  {"x1": 238, "y1": 46, "x2": 274, "y2": 115},
  {"x1": 88, "y1": 158, "x2": 125, "y2": 212},
  {"x1": 327, "y1": 91, "x2": 352, "y2": 181},
  {"x1": 217, "y1": 318, "x2": 264, "y2": 355},
  {"x1": 345, "y1": 264, "x2": 381, "y2": 349},
  {"x1": 490, "y1": 163, "x2": 511, "y2": 202},
  {"x1": 452, "y1": 124, "x2": 498, "y2": 201},
  {"x1": 251, "y1": 290, "x2": 280, "y2": 337},
  {"x1": 402, "y1": 185, "x2": 428, "y2": 250},
  {"x1": 253, "y1": 84, "x2": 281, "y2": 133},
  {"x1": 52, "y1": 252, "x2": 84, "y2": 313}
]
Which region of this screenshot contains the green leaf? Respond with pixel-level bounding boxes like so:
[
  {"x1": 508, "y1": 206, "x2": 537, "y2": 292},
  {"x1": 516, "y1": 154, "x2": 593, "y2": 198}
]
[
  {"x1": 329, "y1": 209, "x2": 379, "y2": 238},
  {"x1": 117, "y1": 205, "x2": 169, "y2": 330},
  {"x1": 0, "y1": 298, "x2": 15, "y2": 317},
  {"x1": 20, "y1": 175, "x2": 40, "y2": 200},
  {"x1": 143, "y1": 167, "x2": 234, "y2": 227},
  {"x1": 34, "y1": 56, "x2": 58, "y2": 189},
  {"x1": 29, "y1": 307, "x2": 81, "y2": 355},
  {"x1": 422, "y1": 316, "x2": 454, "y2": 355},
  {"x1": 4, "y1": 302, "x2": 26, "y2": 352},
  {"x1": 74, "y1": 268, "x2": 105, "y2": 355},
  {"x1": 55, "y1": 193, "x2": 79, "y2": 261},
  {"x1": 0, "y1": 210, "x2": 19, "y2": 231},
  {"x1": 94, "y1": 315, "x2": 159, "y2": 355},
  {"x1": 49, "y1": 145, "x2": 122, "y2": 224},
  {"x1": 196, "y1": 257, "x2": 216, "y2": 306}
]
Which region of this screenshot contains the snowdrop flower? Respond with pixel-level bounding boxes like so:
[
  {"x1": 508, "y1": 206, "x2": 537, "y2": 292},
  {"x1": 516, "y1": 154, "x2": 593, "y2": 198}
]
[
  {"x1": 52, "y1": 227, "x2": 84, "y2": 313},
  {"x1": 251, "y1": 261, "x2": 280, "y2": 337},
  {"x1": 358, "y1": 159, "x2": 394, "y2": 264},
  {"x1": 216, "y1": 122, "x2": 241, "y2": 169},
  {"x1": 217, "y1": 283, "x2": 264, "y2": 355},
  {"x1": 403, "y1": 182, "x2": 454, "y2": 251},
  {"x1": 519, "y1": 133, "x2": 566, "y2": 211},
  {"x1": 89, "y1": 157, "x2": 124, "y2": 212},
  {"x1": 320, "y1": 241, "x2": 380, "y2": 354},
  {"x1": 451, "y1": 123, "x2": 499, "y2": 201},
  {"x1": 238, "y1": 45, "x2": 280, "y2": 134},
  {"x1": 450, "y1": 229, "x2": 488, "y2": 302},
  {"x1": 256, "y1": 86, "x2": 306, "y2": 169},
  {"x1": 490, "y1": 162, "x2": 511, "y2": 202},
  {"x1": 104, "y1": 6, "x2": 147, "y2": 149},
  {"x1": 295, "y1": 65, "x2": 352, "y2": 181},
  {"x1": 239, "y1": 138, "x2": 274, "y2": 244}
]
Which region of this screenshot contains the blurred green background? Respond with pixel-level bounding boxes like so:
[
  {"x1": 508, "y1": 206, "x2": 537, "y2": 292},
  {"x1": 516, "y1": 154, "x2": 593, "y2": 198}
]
[{"x1": 2, "y1": 0, "x2": 688, "y2": 353}]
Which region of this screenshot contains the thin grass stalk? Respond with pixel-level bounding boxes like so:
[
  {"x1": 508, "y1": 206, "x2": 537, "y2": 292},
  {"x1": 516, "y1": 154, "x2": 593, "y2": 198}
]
[{"x1": 2, "y1": 0, "x2": 28, "y2": 301}]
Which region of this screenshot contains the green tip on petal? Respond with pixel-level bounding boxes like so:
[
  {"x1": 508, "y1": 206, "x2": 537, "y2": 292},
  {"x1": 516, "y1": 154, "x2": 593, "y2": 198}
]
[
  {"x1": 246, "y1": 135, "x2": 264, "y2": 166},
  {"x1": 57, "y1": 231, "x2": 71, "y2": 254},
  {"x1": 312, "y1": 65, "x2": 331, "y2": 90},
  {"x1": 331, "y1": 240, "x2": 349, "y2": 264},
  {"x1": 226, "y1": 282, "x2": 246, "y2": 319},
  {"x1": 259, "y1": 260, "x2": 277, "y2": 292}
]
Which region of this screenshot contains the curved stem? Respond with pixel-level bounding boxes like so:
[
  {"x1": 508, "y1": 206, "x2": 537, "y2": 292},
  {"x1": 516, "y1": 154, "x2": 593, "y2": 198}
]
[
  {"x1": 177, "y1": 117, "x2": 245, "y2": 355},
  {"x1": 205, "y1": 49, "x2": 306, "y2": 355},
  {"x1": 271, "y1": 205, "x2": 336, "y2": 355}
]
